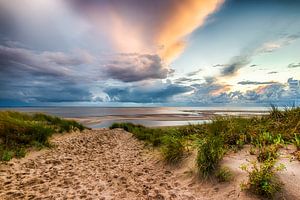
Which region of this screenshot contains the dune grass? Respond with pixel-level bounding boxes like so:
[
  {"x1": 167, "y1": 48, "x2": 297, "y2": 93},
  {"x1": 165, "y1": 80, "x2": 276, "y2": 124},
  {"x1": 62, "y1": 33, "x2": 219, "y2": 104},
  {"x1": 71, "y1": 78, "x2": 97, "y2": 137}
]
[
  {"x1": 111, "y1": 106, "x2": 300, "y2": 196},
  {"x1": 215, "y1": 167, "x2": 233, "y2": 182},
  {"x1": 0, "y1": 111, "x2": 86, "y2": 161}
]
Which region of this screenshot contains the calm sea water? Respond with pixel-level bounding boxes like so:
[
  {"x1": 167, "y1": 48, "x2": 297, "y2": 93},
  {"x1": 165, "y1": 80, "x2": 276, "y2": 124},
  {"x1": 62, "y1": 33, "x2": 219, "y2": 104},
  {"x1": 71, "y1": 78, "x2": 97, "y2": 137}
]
[{"x1": 0, "y1": 106, "x2": 269, "y2": 128}]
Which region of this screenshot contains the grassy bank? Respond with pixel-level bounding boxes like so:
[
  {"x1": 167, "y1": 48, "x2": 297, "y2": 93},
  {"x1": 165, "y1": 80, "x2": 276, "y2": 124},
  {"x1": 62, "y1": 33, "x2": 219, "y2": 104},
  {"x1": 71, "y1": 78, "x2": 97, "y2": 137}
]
[
  {"x1": 111, "y1": 106, "x2": 300, "y2": 197},
  {"x1": 0, "y1": 111, "x2": 86, "y2": 161}
]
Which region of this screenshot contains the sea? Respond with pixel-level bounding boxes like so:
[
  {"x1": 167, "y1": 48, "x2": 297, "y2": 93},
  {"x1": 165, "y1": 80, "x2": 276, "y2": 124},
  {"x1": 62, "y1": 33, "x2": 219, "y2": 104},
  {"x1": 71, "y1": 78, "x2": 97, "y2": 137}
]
[{"x1": 0, "y1": 106, "x2": 271, "y2": 128}]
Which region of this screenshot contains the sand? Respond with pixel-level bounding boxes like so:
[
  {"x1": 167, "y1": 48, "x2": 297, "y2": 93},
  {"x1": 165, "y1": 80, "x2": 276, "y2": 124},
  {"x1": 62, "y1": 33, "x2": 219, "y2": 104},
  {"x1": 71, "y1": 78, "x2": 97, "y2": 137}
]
[{"x1": 0, "y1": 129, "x2": 299, "y2": 200}]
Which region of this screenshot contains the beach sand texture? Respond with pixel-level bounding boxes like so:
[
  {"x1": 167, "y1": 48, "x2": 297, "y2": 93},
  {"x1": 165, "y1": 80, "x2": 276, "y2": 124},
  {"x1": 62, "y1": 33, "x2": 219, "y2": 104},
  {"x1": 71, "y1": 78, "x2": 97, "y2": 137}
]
[{"x1": 0, "y1": 129, "x2": 299, "y2": 200}]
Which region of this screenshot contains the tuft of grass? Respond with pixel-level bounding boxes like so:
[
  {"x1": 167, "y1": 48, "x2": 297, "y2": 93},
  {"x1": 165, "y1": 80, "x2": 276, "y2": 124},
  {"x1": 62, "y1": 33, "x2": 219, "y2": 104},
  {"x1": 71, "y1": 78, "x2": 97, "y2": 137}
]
[
  {"x1": 294, "y1": 133, "x2": 300, "y2": 150},
  {"x1": 196, "y1": 135, "x2": 225, "y2": 178},
  {"x1": 1, "y1": 150, "x2": 13, "y2": 161},
  {"x1": 161, "y1": 135, "x2": 185, "y2": 164},
  {"x1": 215, "y1": 167, "x2": 233, "y2": 182},
  {"x1": 0, "y1": 111, "x2": 86, "y2": 161},
  {"x1": 241, "y1": 160, "x2": 285, "y2": 198}
]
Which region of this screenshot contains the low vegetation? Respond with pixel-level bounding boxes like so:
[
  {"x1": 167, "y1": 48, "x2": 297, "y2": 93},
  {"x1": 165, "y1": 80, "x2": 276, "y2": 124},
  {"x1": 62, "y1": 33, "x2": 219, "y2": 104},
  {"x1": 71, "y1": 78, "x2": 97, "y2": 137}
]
[
  {"x1": 215, "y1": 167, "x2": 233, "y2": 182},
  {"x1": 0, "y1": 111, "x2": 86, "y2": 161},
  {"x1": 196, "y1": 134, "x2": 225, "y2": 178},
  {"x1": 241, "y1": 160, "x2": 285, "y2": 198},
  {"x1": 161, "y1": 135, "x2": 185, "y2": 164},
  {"x1": 111, "y1": 106, "x2": 300, "y2": 197}
]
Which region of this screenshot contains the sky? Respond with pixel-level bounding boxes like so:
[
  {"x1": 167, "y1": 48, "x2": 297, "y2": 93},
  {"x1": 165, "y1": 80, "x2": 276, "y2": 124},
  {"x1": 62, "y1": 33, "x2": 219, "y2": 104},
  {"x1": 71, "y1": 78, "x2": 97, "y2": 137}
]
[{"x1": 0, "y1": 0, "x2": 300, "y2": 106}]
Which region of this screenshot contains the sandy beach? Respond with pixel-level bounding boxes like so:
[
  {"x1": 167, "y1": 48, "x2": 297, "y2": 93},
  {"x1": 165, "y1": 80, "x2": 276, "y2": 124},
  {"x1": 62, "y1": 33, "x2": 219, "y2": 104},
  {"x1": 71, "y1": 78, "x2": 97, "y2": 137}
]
[{"x1": 0, "y1": 128, "x2": 299, "y2": 200}]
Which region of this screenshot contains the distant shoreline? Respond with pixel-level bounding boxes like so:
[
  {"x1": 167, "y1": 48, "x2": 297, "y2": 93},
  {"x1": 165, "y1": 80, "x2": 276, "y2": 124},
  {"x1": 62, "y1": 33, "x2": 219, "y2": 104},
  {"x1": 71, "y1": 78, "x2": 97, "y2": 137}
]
[{"x1": 0, "y1": 106, "x2": 270, "y2": 128}]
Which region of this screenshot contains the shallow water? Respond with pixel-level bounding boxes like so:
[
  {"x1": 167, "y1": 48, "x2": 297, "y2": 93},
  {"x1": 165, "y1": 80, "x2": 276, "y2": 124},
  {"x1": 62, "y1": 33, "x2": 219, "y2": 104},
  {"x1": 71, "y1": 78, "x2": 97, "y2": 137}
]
[
  {"x1": 0, "y1": 106, "x2": 269, "y2": 127},
  {"x1": 90, "y1": 119, "x2": 212, "y2": 128}
]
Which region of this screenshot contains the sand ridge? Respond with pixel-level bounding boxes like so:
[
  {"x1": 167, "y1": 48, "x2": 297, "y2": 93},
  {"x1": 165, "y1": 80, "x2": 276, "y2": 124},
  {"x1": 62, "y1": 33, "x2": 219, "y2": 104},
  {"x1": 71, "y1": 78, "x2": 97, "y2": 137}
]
[{"x1": 0, "y1": 129, "x2": 299, "y2": 199}]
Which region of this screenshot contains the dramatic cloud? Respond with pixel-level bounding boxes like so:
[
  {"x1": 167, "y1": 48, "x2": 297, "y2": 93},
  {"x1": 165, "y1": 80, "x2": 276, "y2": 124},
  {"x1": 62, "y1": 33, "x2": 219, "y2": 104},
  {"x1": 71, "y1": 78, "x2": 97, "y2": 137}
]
[
  {"x1": 238, "y1": 80, "x2": 277, "y2": 85},
  {"x1": 185, "y1": 79, "x2": 300, "y2": 105},
  {"x1": 102, "y1": 54, "x2": 172, "y2": 82},
  {"x1": 1, "y1": 0, "x2": 300, "y2": 105},
  {"x1": 0, "y1": 45, "x2": 94, "y2": 102},
  {"x1": 69, "y1": 0, "x2": 224, "y2": 62},
  {"x1": 104, "y1": 82, "x2": 192, "y2": 103}
]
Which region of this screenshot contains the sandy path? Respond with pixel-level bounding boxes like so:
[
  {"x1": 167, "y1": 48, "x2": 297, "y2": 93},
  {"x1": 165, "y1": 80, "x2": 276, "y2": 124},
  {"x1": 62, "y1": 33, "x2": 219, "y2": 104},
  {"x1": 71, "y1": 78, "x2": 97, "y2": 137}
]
[{"x1": 0, "y1": 129, "x2": 298, "y2": 199}]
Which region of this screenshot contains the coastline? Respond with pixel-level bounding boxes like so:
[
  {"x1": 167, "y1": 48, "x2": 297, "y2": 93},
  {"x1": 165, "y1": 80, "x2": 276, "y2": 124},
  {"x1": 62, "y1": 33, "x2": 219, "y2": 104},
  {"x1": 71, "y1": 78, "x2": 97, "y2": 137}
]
[{"x1": 65, "y1": 109, "x2": 269, "y2": 128}]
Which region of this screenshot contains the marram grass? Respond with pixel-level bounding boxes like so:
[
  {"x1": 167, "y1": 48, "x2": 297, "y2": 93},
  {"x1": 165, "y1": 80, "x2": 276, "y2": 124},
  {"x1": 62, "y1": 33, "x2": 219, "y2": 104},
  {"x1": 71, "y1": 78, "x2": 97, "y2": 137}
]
[{"x1": 0, "y1": 111, "x2": 86, "y2": 161}]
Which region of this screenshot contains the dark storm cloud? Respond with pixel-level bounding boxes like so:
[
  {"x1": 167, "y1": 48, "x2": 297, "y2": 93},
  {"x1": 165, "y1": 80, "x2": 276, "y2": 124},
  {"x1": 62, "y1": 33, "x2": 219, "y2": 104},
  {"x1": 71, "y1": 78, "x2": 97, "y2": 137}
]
[
  {"x1": 0, "y1": 45, "x2": 66, "y2": 77},
  {"x1": 0, "y1": 45, "x2": 94, "y2": 102},
  {"x1": 0, "y1": 44, "x2": 178, "y2": 103},
  {"x1": 0, "y1": 80, "x2": 92, "y2": 102},
  {"x1": 104, "y1": 83, "x2": 192, "y2": 103},
  {"x1": 103, "y1": 54, "x2": 172, "y2": 82},
  {"x1": 237, "y1": 80, "x2": 277, "y2": 85}
]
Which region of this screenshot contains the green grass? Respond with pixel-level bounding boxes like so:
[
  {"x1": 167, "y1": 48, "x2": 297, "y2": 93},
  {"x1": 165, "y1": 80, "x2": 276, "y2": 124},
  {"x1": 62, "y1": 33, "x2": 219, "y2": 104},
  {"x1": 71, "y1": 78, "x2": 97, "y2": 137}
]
[
  {"x1": 161, "y1": 135, "x2": 185, "y2": 164},
  {"x1": 241, "y1": 160, "x2": 285, "y2": 198},
  {"x1": 196, "y1": 134, "x2": 225, "y2": 178},
  {"x1": 294, "y1": 133, "x2": 300, "y2": 150},
  {"x1": 257, "y1": 144, "x2": 279, "y2": 162},
  {"x1": 215, "y1": 167, "x2": 233, "y2": 182},
  {"x1": 0, "y1": 111, "x2": 86, "y2": 161},
  {"x1": 110, "y1": 106, "x2": 300, "y2": 192}
]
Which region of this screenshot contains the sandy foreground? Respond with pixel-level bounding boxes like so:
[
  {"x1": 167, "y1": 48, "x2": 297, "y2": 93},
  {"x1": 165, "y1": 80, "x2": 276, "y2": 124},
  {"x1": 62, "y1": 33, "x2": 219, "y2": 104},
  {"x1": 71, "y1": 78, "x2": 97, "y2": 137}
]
[{"x1": 0, "y1": 129, "x2": 299, "y2": 200}]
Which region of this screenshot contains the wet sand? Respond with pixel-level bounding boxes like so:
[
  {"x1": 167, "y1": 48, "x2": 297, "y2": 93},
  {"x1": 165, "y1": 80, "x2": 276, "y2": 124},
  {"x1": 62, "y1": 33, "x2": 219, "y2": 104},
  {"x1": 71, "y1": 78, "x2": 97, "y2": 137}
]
[
  {"x1": 68, "y1": 110, "x2": 269, "y2": 128},
  {"x1": 0, "y1": 129, "x2": 299, "y2": 200}
]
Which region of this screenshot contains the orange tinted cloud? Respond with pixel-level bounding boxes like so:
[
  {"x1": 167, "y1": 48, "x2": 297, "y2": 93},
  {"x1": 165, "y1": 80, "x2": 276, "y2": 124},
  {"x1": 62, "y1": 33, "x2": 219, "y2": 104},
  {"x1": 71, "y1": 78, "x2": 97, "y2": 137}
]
[
  {"x1": 156, "y1": 0, "x2": 224, "y2": 62},
  {"x1": 72, "y1": 0, "x2": 224, "y2": 62}
]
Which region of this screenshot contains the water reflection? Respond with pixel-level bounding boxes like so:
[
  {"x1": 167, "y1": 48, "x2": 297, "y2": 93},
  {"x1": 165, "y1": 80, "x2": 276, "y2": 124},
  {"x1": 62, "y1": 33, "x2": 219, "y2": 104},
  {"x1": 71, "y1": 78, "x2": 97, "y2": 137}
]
[{"x1": 91, "y1": 119, "x2": 212, "y2": 128}]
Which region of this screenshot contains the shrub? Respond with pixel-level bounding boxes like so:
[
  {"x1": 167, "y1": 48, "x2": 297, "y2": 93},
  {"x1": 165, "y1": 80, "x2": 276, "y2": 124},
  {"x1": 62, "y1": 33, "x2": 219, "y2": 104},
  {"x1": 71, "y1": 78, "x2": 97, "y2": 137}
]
[
  {"x1": 215, "y1": 167, "x2": 233, "y2": 182},
  {"x1": 257, "y1": 145, "x2": 278, "y2": 162},
  {"x1": 161, "y1": 135, "x2": 185, "y2": 164},
  {"x1": 1, "y1": 150, "x2": 13, "y2": 161},
  {"x1": 241, "y1": 160, "x2": 285, "y2": 198},
  {"x1": 196, "y1": 135, "x2": 225, "y2": 178}
]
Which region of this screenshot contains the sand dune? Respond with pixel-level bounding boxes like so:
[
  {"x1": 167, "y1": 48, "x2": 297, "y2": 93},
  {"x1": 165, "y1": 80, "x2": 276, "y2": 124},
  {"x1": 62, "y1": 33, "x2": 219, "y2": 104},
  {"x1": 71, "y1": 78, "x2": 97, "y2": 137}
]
[{"x1": 0, "y1": 129, "x2": 299, "y2": 199}]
